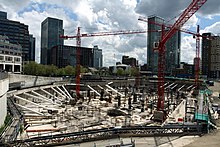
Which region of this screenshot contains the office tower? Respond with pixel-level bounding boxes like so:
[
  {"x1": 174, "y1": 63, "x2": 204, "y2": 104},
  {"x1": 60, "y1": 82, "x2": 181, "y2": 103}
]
[
  {"x1": 202, "y1": 33, "x2": 220, "y2": 78},
  {"x1": 93, "y1": 45, "x2": 103, "y2": 68},
  {"x1": 51, "y1": 45, "x2": 103, "y2": 68},
  {"x1": 147, "y1": 15, "x2": 181, "y2": 75},
  {"x1": 122, "y1": 55, "x2": 138, "y2": 67},
  {"x1": 29, "y1": 34, "x2": 35, "y2": 61},
  {"x1": 41, "y1": 17, "x2": 64, "y2": 65},
  {"x1": 202, "y1": 33, "x2": 212, "y2": 77},
  {"x1": 0, "y1": 11, "x2": 31, "y2": 62}
]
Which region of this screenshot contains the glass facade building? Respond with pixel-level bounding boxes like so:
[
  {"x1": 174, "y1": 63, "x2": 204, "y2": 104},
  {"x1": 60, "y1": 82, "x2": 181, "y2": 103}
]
[
  {"x1": 41, "y1": 17, "x2": 64, "y2": 65},
  {"x1": 29, "y1": 34, "x2": 35, "y2": 61},
  {"x1": 147, "y1": 15, "x2": 181, "y2": 75},
  {"x1": 51, "y1": 45, "x2": 103, "y2": 68},
  {"x1": 0, "y1": 11, "x2": 31, "y2": 62},
  {"x1": 93, "y1": 45, "x2": 103, "y2": 68},
  {"x1": 122, "y1": 55, "x2": 138, "y2": 67}
]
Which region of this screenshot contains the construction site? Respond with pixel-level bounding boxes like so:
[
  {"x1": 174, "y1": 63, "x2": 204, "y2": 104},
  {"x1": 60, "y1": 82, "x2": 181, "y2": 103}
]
[
  {"x1": 3, "y1": 75, "x2": 217, "y2": 146},
  {"x1": 2, "y1": 0, "x2": 220, "y2": 147}
]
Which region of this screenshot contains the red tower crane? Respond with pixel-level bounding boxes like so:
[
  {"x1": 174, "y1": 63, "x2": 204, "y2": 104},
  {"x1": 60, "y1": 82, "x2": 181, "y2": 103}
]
[
  {"x1": 138, "y1": 20, "x2": 209, "y2": 88},
  {"x1": 60, "y1": 29, "x2": 149, "y2": 98},
  {"x1": 195, "y1": 25, "x2": 200, "y2": 88},
  {"x1": 140, "y1": 0, "x2": 207, "y2": 112}
]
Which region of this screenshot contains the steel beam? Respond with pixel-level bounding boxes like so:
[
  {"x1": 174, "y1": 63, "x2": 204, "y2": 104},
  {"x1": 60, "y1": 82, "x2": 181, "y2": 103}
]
[
  {"x1": 178, "y1": 85, "x2": 185, "y2": 91},
  {"x1": 31, "y1": 90, "x2": 62, "y2": 104},
  {"x1": 23, "y1": 92, "x2": 60, "y2": 106},
  {"x1": 15, "y1": 103, "x2": 44, "y2": 116},
  {"x1": 56, "y1": 86, "x2": 70, "y2": 99},
  {"x1": 62, "y1": 85, "x2": 73, "y2": 99},
  {"x1": 51, "y1": 87, "x2": 66, "y2": 98},
  {"x1": 87, "y1": 85, "x2": 100, "y2": 96},
  {"x1": 105, "y1": 85, "x2": 125, "y2": 97},
  {"x1": 97, "y1": 85, "x2": 111, "y2": 95},
  {"x1": 13, "y1": 95, "x2": 54, "y2": 110},
  {"x1": 40, "y1": 88, "x2": 62, "y2": 101}
]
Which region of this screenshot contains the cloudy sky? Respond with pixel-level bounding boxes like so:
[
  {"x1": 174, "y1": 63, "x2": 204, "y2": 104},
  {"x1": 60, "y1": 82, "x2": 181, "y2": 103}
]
[{"x1": 0, "y1": 0, "x2": 220, "y2": 67}]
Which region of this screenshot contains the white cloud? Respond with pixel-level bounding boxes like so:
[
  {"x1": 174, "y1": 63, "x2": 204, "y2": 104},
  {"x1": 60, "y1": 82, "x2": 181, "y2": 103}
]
[
  {"x1": 183, "y1": 14, "x2": 199, "y2": 29},
  {"x1": 202, "y1": 21, "x2": 220, "y2": 35},
  {"x1": 0, "y1": 0, "x2": 219, "y2": 67},
  {"x1": 181, "y1": 35, "x2": 196, "y2": 64}
]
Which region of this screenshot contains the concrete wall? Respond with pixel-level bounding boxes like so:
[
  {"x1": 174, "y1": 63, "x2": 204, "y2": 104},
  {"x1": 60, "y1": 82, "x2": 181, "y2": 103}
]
[
  {"x1": 9, "y1": 74, "x2": 63, "y2": 88},
  {"x1": 0, "y1": 77, "x2": 9, "y2": 126}
]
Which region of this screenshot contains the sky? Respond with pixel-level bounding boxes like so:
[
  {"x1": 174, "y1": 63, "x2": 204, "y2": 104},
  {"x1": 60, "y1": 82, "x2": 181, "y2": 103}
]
[{"x1": 0, "y1": 0, "x2": 220, "y2": 67}]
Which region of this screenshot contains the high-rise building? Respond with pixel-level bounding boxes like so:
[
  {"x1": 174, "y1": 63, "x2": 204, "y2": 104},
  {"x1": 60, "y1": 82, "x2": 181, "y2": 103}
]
[
  {"x1": 202, "y1": 33, "x2": 212, "y2": 77},
  {"x1": 51, "y1": 45, "x2": 103, "y2": 68},
  {"x1": 29, "y1": 34, "x2": 35, "y2": 61},
  {"x1": 202, "y1": 33, "x2": 220, "y2": 78},
  {"x1": 0, "y1": 11, "x2": 31, "y2": 62},
  {"x1": 122, "y1": 55, "x2": 138, "y2": 67},
  {"x1": 41, "y1": 17, "x2": 64, "y2": 65},
  {"x1": 93, "y1": 45, "x2": 103, "y2": 68},
  {"x1": 147, "y1": 15, "x2": 181, "y2": 75}
]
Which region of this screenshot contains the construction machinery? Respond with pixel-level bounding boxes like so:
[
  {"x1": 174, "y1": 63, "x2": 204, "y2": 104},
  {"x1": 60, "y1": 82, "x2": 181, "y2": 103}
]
[
  {"x1": 60, "y1": 29, "x2": 149, "y2": 98},
  {"x1": 139, "y1": 0, "x2": 207, "y2": 121}
]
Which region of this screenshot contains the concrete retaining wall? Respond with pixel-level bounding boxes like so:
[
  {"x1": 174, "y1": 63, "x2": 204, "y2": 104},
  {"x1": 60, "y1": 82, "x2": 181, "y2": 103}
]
[
  {"x1": 9, "y1": 74, "x2": 63, "y2": 88},
  {"x1": 0, "y1": 78, "x2": 9, "y2": 126}
]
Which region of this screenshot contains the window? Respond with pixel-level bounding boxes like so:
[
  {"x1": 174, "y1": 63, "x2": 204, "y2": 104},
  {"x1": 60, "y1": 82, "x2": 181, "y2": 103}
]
[
  {"x1": 14, "y1": 57, "x2": 21, "y2": 62},
  {"x1": 5, "y1": 56, "x2": 13, "y2": 61},
  {"x1": 0, "y1": 55, "x2": 4, "y2": 60}
]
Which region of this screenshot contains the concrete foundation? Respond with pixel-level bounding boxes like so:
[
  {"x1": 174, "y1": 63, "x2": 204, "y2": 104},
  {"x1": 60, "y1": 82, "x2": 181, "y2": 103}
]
[
  {"x1": 9, "y1": 73, "x2": 63, "y2": 88},
  {"x1": 0, "y1": 76, "x2": 9, "y2": 126}
]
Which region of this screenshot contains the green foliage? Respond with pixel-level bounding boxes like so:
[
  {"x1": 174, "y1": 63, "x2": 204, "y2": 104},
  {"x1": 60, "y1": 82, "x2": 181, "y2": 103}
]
[
  {"x1": 80, "y1": 66, "x2": 89, "y2": 73},
  {"x1": 0, "y1": 115, "x2": 12, "y2": 135},
  {"x1": 23, "y1": 61, "x2": 38, "y2": 75},
  {"x1": 45, "y1": 65, "x2": 58, "y2": 76},
  {"x1": 130, "y1": 67, "x2": 139, "y2": 76},
  {"x1": 36, "y1": 64, "x2": 46, "y2": 76},
  {"x1": 64, "y1": 65, "x2": 75, "y2": 76},
  {"x1": 57, "y1": 68, "x2": 65, "y2": 76},
  {"x1": 116, "y1": 68, "x2": 125, "y2": 76},
  {"x1": 23, "y1": 62, "x2": 78, "y2": 77}
]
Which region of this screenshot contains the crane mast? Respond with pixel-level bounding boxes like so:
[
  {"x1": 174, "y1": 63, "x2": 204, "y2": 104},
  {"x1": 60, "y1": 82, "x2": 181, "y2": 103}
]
[
  {"x1": 76, "y1": 27, "x2": 81, "y2": 98},
  {"x1": 60, "y1": 29, "x2": 148, "y2": 99},
  {"x1": 157, "y1": 0, "x2": 207, "y2": 111},
  {"x1": 195, "y1": 25, "x2": 200, "y2": 88}
]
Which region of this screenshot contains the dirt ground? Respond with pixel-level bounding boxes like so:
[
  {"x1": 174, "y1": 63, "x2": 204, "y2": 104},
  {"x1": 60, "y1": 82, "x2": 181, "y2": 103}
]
[{"x1": 184, "y1": 81, "x2": 220, "y2": 147}]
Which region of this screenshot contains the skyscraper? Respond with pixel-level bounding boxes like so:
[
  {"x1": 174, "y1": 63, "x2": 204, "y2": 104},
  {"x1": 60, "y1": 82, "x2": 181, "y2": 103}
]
[
  {"x1": 202, "y1": 33, "x2": 220, "y2": 78},
  {"x1": 93, "y1": 45, "x2": 103, "y2": 68},
  {"x1": 147, "y1": 15, "x2": 181, "y2": 75},
  {"x1": 0, "y1": 11, "x2": 32, "y2": 62},
  {"x1": 29, "y1": 34, "x2": 36, "y2": 61},
  {"x1": 41, "y1": 17, "x2": 64, "y2": 65}
]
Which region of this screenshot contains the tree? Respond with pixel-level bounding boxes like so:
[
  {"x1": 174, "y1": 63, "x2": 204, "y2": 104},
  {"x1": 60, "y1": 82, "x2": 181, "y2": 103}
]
[
  {"x1": 130, "y1": 67, "x2": 139, "y2": 76},
  {"x1": 46, "y1": 65, "x2": 58, "y2": 76},
  {"x1": 80, "y1": 66, "x2": 89, "y2": 73},
  {"x1": 117, "y1": 68, "x2": 125, "y2": 76},
  {"x1": 57, "y1": 68, "x2": 65, "y2": 76},
  {"x1": 64, "y1": 65, "x2": 75, "y2": 76},
  {"x1": 36, "y1": 64, "x2": 46, "y2": 76},
  {"x1": 23, "y1": 61, "x2": 38, "y2": 75}
]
